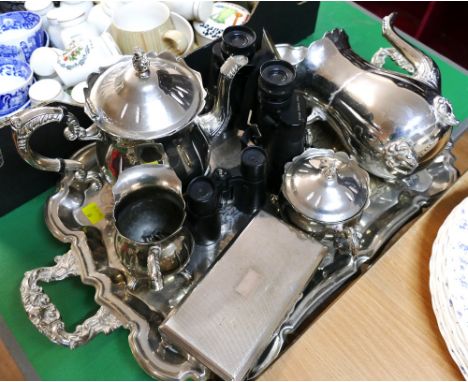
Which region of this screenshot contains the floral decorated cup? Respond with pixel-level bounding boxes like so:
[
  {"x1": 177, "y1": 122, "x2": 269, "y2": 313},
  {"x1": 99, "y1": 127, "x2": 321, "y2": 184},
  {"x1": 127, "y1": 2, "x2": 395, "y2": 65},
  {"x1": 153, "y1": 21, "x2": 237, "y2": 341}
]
[
  {"x1": 0, "y1": 58, "x2": 33, "y2": 116},
  {"x1": 0, "y1": 11, "x2": 44, "y2": 62}
]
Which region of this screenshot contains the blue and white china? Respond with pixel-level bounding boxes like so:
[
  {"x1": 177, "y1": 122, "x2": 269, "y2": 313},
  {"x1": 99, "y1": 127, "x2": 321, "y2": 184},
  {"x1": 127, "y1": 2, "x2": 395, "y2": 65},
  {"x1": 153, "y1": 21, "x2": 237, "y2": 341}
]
[
  {"x1": 0, "y1": 99, "x2": 30, "y2": 120},
  {"x1": 24, "y1": 0, "x2": 54, "y2": 29},
  {"x1": 0, "y1": 58, "x2": 33, "y2": 116},
  {"x1": 0, "y1": 11, "x2": 44, "y2": 62},
  {"x1": 430, "y1": 197, "x2": 468, "y2": 378},
  {"x1": 43, "y1": 30, "x2": 50, "y2": 47}
]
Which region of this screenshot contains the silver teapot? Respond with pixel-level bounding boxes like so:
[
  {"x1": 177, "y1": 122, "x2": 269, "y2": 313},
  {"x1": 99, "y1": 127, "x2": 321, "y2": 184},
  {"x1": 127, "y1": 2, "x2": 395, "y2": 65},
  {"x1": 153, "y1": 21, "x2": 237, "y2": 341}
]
[
  {"x1": 9, "y1": 50, "x2": 248, "y2": 185},
  {"x1": 294, "y1": 13, "x2": 458, "y2": 179}
]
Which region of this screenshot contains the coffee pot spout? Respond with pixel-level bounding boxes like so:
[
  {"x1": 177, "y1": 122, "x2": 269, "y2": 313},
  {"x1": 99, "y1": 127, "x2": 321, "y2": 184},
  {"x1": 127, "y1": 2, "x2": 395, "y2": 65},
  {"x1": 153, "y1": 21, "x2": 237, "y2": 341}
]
[{"x1": 196, "y1": 55, "x2": 248, "y2": 140}]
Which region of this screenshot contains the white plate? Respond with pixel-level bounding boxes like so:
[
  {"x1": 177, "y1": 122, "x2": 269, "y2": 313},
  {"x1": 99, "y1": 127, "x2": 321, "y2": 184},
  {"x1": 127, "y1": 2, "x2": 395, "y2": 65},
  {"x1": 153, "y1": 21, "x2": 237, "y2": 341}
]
[{"x1": 430, "y1": 197, "x2": 468, "y2": 378}]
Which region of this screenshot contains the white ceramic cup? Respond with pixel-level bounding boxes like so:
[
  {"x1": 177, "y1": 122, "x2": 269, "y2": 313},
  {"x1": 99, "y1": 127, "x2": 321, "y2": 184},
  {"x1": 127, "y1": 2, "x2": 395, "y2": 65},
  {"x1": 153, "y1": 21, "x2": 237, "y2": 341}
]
[
  {"x1": 87, "y1": 1, "x2": 134, "y2": 34},
  {"x1": 110, "y1": 1, "x2": 187, "y2": 55},
  {"x1": 59, "y1": 1, "x2": 94, "y2": 17},
  {"x1": 170, "y1": 12, "x2": 194, "y2": 57},
  {"x1": 70, "y1": 81, "x2": 87, "y2": 106},
  {"x1": 46, "y1": 7, "x2": 65, "y2": 49},
  {"x1": 28, "y1": 78, "x2": 71, "y2": 106},
  {"x1": 163, "y1": 1, "x2": 213, "y2": 22},
  {"x1": 86, "y1": 3, "x2": 111, "y2": 34},
  {"x1": 24, "y1": 0, "x2": 54, "y2": 29},
  {"x1": 29, "y1": 46, "x2": 57, "y2": 77},
  {"x1": 52, "y1": 32, "x2": 122, "y2": 87}
]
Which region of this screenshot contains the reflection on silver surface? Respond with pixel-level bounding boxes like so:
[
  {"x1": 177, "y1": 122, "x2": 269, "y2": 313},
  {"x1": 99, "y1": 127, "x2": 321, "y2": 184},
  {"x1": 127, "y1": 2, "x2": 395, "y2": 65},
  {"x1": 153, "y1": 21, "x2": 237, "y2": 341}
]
[
  {"x1": 275, "y1": 44, "x2": 307, "y2": 67},
  {"x1": 281, "y1": 148, "x2": 370, "y2": 229},
  {"x1": 289, "y1": 13, "x2": 458, "y2": 180},
  {"x1": 87, "y1": 52, "x2": 204, "y2": 140},
  {"x1": 8, "y1": 51, "x2": 248, "y2": 186},
  {"x1": 112, "y1": 165, "x2": 193, "y2": 291},
  {"x1": 20, "y1": 134, "x2": 457, "y2": 380},
  {"x1": 160, "y1": 211, "x2": 326, "y2": 381},
  {"x1": 14, "y1": 13, "x2": 462, "y2": 381}
]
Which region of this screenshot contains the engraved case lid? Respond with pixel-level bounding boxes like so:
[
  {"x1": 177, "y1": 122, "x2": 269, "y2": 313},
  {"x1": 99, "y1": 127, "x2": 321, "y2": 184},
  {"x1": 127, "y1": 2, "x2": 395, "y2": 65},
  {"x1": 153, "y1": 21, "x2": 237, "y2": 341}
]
[
  {"x1": 160, "y1": 211, "x2": 326, "y2": 380},
  {"x1": 85, "y1": 50, "x2": 206, "y2": 140}
]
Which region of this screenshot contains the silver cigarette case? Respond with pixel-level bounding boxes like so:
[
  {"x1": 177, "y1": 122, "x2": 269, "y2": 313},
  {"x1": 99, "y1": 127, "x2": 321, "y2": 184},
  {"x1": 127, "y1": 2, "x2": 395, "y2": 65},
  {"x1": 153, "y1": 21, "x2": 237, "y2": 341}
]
[{"x1": 160, "y1": 211, "x2": 326, "y2": 380}]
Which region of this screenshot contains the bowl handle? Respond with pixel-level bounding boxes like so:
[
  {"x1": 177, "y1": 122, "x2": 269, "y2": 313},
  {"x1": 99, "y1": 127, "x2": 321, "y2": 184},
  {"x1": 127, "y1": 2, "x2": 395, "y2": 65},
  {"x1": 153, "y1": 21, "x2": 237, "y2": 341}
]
[
  {"x1": 9, "y1": 106, "x2": 87, "y2": 173},
  {"x1": 20, "y1": 250, "x2": 122, "y2": 349}
]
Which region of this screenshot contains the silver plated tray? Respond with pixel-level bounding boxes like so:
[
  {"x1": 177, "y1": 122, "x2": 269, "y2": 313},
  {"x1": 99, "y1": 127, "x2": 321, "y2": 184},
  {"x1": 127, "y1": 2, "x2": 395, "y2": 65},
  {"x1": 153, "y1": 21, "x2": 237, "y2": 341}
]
[{"x1": 20, "y1": 125, "x2": 458, "y2": 379}]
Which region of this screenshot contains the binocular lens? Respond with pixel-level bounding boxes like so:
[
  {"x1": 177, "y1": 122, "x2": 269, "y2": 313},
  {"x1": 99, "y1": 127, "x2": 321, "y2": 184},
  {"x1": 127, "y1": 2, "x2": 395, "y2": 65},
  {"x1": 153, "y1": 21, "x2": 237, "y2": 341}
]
[
  {"x1": 259, "y1": 60, "x2": 296, "y2": 99},
  {"x1": 260, "y1": 60, "x2": 295, "y2": 86},
  {"x1": 187, "y1": 176, "x2": 218, "y2": 215},
  {"x1": 221, "y1": 26, "x2": 257, "y2": 58}
]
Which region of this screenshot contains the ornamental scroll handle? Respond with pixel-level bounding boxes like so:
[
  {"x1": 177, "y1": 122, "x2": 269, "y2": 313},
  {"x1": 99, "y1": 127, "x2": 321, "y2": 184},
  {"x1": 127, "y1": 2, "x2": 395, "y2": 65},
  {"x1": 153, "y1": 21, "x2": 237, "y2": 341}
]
[
  {"x1": 9, "y1": 105, "x2": 102, "y2": 174},
  {"x1": 20, "y1": 250, "x2": 122, "y2": 349},
  {"x1": 371, "y1": 12, "x2": 441, "y2": 91}
]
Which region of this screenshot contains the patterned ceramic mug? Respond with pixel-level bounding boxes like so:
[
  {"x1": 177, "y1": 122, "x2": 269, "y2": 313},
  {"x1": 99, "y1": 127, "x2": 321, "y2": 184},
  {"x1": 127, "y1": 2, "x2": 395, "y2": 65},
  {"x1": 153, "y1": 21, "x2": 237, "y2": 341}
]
[
  {"x1": 0, "y1": 11, "x2": 45, "y2": 62},
  {"x1": 0, "y1": 58, "x2": 33, "y2": 117}
]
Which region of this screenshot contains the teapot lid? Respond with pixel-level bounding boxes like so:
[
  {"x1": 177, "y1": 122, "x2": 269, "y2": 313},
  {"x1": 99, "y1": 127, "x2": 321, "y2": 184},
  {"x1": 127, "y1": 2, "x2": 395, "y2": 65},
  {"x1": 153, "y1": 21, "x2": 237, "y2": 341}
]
[
  {"x1": 85, "y1": 50, "x2": 206, "y2": 140},
  {"x1": 282, "y1": 148, "x2": 370, "y2": 224}
]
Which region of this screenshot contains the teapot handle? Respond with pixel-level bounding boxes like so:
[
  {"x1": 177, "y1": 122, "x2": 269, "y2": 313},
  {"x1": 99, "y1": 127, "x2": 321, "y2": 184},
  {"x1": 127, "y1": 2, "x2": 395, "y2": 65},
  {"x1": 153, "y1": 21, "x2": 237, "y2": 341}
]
[
  {"x1": 10, "y1": 106, "x2": 88, "y2": 173},
  {"x1": 370, "y1": 12, "x2": 440, "y2": 91},
  {"x1": 371, "y1": 47, "x2": 415, "y2": 74}
]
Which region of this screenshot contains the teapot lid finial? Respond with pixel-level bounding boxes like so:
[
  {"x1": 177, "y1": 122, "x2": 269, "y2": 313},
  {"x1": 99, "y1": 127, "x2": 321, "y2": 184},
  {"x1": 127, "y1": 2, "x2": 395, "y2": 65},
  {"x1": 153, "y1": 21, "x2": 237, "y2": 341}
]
[{"x1": 132, "y1": 48, "x2": 150, "y2": 78}]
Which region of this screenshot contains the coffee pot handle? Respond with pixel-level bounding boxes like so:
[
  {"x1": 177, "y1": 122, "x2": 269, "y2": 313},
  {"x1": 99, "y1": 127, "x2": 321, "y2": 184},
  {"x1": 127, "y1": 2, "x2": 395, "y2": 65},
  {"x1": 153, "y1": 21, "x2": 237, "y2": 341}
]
[
  {"x1": 10, "y1": 106, "x2": 87, "y2": 173},
  {"x1": 20, "y1": 250, "x2": 122, "y2": 349}
]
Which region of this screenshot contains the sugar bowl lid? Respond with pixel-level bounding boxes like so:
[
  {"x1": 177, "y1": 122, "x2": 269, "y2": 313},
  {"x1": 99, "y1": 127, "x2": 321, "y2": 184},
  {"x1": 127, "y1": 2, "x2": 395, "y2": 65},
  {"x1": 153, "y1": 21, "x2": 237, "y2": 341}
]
[
  {"x1": 85, "y1": 50, "x2": 206, "y2": 140},
  {"x1": 282, "y1": 148, "x2": 370, "y2": 224}
]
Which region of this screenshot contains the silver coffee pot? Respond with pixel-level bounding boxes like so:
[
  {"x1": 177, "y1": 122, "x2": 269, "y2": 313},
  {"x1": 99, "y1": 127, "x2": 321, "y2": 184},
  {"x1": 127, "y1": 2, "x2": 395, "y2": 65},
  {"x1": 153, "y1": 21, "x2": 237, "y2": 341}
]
[
  {"x1": 9, "y1": 50, "x2": 248, "y2": 185},
  {"x1": 292, "y1": 13, "x2": 458, "y2": 180}
]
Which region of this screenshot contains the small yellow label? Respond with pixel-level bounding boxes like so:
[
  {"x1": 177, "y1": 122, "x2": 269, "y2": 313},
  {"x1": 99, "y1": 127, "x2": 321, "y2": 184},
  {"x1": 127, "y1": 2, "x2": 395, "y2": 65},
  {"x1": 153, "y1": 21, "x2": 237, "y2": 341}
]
[
  {"x1": 81, "y1": 202, "x2": 105, "y2": 225},
  {"x1": 146, "y1": 160, "x2": 160, "y2": 165}
]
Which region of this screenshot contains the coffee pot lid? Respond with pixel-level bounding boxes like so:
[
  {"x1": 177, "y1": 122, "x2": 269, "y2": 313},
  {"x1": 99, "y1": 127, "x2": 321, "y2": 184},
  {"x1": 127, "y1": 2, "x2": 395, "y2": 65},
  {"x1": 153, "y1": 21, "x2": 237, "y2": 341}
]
[
  {"x1": 282, "y1": 148, "x2": 370, "y2": 224},
  {"x1": 85, "y1": 50, "x2": 206, "y2": 140}
]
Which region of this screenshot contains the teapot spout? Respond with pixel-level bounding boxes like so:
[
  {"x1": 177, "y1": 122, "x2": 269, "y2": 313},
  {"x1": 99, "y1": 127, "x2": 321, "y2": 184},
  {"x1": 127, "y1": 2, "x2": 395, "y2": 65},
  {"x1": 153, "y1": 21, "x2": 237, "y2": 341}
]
[
  {"x1": 373, "y1": 12, "x2": 441, "y2": 91},
  {"x1": 196, "y1": 55, "x2": 248, "y2": 140}
]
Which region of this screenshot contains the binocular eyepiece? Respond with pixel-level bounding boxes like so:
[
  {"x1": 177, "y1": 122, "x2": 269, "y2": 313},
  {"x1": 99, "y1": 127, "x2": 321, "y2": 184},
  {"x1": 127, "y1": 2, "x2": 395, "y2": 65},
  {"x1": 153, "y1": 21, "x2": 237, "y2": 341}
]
[{"x1": 258, "y1": 59, "x2": 296, "y2": 101}]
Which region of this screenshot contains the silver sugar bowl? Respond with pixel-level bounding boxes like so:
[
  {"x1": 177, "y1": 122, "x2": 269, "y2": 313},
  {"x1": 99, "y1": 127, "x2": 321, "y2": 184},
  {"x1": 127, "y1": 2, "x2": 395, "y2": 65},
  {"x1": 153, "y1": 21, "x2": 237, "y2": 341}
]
[{"x1": 280, "y1": 148, "x2": 370, "y2": 237}]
